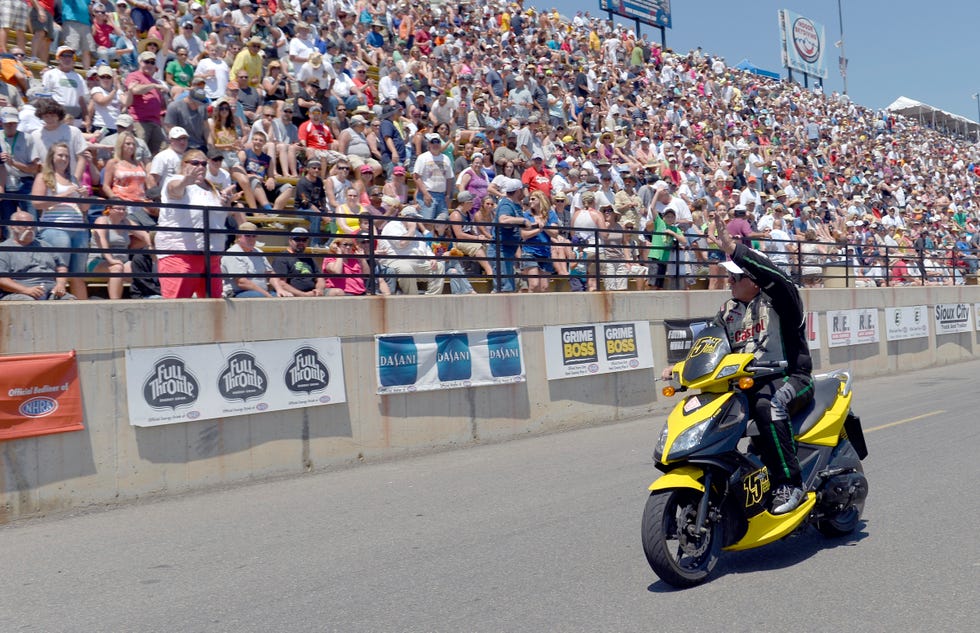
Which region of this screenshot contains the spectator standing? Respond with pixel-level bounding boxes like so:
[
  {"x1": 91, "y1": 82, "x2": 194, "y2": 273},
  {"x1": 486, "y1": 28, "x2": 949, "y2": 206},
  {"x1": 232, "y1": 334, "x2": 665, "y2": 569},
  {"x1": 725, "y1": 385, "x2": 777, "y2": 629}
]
[
  {"x1": 59, "y1": 0, "x2": 93, "y2": 69},
  {"x1": 0, "y1": 107, "x2": 40, "y2": 227},
  {"x1": 165, "y1": 88, "x2": 211, "y2": 152},
  {"x1": 125, "y1": 51, "x2": 169, "y2": 154},
  {"x1": 157, "y1": 149, "x2": 238, "y2": 298},
  {"x1": 41, "y1": 46, "x2": 90, "y2": 123},
  {"x1": 491, "y1": 178, "x2": 530, "y2": 293},
  {"x1": 412, "y1": 132, "x2": 453, "y2": 221}
]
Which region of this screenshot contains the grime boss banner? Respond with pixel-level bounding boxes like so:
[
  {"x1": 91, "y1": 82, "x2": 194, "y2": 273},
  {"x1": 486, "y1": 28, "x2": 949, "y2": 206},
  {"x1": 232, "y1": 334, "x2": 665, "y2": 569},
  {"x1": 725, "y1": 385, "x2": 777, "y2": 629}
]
[
  {"x1": 543, "y1": 321, "x2": 654, "y2": 380},
  {"x1": 125, "y1": 338, "x2": 346, "y2": 427}
]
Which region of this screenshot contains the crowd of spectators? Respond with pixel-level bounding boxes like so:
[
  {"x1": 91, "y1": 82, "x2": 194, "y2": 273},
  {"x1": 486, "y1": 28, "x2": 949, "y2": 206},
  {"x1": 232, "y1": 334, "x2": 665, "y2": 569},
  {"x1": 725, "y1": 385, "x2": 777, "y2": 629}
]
[{"x1": 1, "y1": 0, "x2": 979, "y2": 300}]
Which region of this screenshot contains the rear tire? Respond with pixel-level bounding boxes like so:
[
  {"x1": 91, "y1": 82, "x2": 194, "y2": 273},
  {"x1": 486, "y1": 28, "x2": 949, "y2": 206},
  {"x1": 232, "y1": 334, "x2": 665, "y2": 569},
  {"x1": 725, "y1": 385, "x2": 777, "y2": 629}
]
[
  {"x1": 816, "y1": 505, "x2": 861, "y2": 537},
  {"x1": 641, "y1": 490, "x2": 721, "y2": 588}
]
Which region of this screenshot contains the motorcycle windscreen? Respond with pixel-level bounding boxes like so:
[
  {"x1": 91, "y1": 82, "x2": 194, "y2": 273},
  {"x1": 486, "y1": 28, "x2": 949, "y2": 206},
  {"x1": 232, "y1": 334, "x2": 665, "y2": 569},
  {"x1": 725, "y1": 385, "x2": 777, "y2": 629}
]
[{"x1": 681, "y1": 325, "x2": 732, "y2": 384}]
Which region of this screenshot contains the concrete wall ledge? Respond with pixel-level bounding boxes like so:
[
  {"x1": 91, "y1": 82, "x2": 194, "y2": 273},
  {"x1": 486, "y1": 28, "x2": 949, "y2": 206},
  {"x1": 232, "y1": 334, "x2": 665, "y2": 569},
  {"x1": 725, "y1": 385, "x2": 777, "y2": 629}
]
[{"x1": 2, "y1": 286, "x2": 977, "y2": 523}]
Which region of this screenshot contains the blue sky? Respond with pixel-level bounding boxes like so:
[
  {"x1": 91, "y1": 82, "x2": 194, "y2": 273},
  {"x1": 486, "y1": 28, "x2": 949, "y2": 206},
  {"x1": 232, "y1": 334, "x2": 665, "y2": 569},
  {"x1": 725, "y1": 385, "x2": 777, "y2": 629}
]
[{"x1": 547, "y1": 0, "x2": 980, "y2": 121}]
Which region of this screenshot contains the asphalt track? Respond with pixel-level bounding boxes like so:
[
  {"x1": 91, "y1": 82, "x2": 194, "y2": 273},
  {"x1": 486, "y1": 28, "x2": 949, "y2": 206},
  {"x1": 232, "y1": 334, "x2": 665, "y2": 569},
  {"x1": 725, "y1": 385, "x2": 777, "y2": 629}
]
[{"x1": 2, "y1": 360, "x2": 979, "y2": 632}]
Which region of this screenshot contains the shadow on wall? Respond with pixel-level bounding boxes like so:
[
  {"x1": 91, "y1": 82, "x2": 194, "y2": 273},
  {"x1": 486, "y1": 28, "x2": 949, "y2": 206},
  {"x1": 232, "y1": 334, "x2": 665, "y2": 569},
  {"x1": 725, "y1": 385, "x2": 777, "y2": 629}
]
[
  {"x1": 1, "y1": 430, "x2": 98, "y2": 518},
  {"x1": 134, "y1": 405, "x2": 353, "y2": 464},
  {"x1": 828, "y1": 341, "x2": 882, "y2": 367},
  {"x1": 547, "y1": 369, "x2": 656, "y2": 409}
]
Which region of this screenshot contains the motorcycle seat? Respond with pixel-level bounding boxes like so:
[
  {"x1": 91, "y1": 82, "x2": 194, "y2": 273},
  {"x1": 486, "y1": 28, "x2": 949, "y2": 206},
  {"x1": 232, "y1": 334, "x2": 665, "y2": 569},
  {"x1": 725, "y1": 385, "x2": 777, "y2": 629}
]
[{"x1": 791, "y1": 376, "x2": 841, "y2": 437}]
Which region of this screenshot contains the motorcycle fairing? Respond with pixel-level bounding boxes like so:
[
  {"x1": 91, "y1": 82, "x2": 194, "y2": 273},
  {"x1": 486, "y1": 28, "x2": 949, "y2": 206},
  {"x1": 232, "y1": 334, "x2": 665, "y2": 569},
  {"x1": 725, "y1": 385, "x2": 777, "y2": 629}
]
[
  {"x1": 649, "y1": 465, "x2": 705, "y2": 492},
  {"x1": 722, "y1": 493, "x2": 817, "y2": 551},
  {"x1": 661, "y1": 393, "x2": 747, "y2": 464},
  {"x1": 796, "y1": 382, "x2": 852, "y2": 447}
]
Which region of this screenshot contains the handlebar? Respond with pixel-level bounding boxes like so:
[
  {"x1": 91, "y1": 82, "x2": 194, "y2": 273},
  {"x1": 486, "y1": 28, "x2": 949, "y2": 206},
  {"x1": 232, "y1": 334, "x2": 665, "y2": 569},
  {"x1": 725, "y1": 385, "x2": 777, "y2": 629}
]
[{"x1": 752, "y1": 360, "x2": 789, "y2": 369}]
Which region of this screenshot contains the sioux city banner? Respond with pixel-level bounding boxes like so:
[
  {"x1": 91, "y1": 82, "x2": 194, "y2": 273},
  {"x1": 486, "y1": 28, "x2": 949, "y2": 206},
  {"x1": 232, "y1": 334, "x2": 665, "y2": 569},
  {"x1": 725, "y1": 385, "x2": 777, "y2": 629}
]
[
  {"x1": 827, "y1": 309, "x2": 880, "y2": 348},
  {"x1": 885, "y1": 306, "x2": 930, "y2": 341},
  {"x1": 663, "y1": 318, "x2": 713, "y2": 364},
  {"x1": 125, "y1": 338, "x2": 346, "y2": 427},
  {"x1": 375, "y1": 329, "x2": 525, "y2": 395},
  {"x1": 934, "y1": 303, "x2": 973, "y2": 335},
  {"x1": 543, "y1": 321, "x2": 654, "y2": 380},
  {"x1": 0, "y1": 351, "x2": 84, "y2": 441}
]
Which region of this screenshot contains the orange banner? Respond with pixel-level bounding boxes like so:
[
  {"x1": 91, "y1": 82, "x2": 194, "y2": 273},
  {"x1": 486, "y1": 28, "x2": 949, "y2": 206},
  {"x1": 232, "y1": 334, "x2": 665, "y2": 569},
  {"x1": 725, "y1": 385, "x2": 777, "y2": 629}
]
[{"x1": 0, "y1": 351, "x2": 84, "y2": 441}]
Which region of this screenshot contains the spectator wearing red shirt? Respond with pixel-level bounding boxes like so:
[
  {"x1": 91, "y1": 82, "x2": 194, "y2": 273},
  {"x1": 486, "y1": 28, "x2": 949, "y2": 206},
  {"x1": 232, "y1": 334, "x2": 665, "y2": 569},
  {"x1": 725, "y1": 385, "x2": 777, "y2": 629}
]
[
  {"x1": 125, "y1": 51, "x2": 168, "y2": 154},
  {"x1": 726, "y1": 204, "x2": 767, "y2": 247},
  {"x1": 521, "y1": 154, "x2": 553, "y2": 198},
  {"x1": 297, "y1": 103, "x2": 336, "y2": 178},
  {"x1": 91, "y1": 4, "x2": 117, "y2": 53}
]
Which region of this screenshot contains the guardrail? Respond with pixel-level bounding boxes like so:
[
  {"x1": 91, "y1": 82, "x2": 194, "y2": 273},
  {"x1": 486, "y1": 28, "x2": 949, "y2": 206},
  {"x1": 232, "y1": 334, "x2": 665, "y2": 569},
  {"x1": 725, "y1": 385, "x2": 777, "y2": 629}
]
[{"x1": 1, "y1": 193, "x2": 974, "y2": 297}]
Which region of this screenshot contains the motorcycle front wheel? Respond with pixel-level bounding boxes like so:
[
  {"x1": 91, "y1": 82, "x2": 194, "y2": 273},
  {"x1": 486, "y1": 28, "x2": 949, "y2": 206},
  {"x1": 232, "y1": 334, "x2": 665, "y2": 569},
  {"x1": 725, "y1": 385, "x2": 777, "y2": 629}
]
[{"x1": 641, "y1": 489, "x2": 722, "y2": 588}]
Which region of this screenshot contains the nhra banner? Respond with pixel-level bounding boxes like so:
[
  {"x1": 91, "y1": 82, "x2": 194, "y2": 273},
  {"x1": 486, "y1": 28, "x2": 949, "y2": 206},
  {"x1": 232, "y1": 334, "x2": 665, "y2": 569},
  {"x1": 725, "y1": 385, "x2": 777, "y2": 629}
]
[
  {"x1": 125, "y1": 338, "x2": 346, "y2": 427},
  {"x1": 885, "y1": 306, "x2": 930, "y2": 341},
  {"x1": 934, "y1": 303, "x2": 973, "y2": 335},
  {"x1": 375, "y1": 329, "x2": 525, "y2": 395},
  {"x1": 543, "y1": 321, "x2": 654, "y2": 380},
  {"x1": 778, "y1": 9, "x2": 828, "y2": 79},
  {"x1": 827, "y1": 309, "x2": 880, "y2": 348},
  {"x1": 0, "y1": 351, "x2": 84, "y2": 441},
  {"x1": 663, "y1": 318, "x2": 713, "y2": 364}
]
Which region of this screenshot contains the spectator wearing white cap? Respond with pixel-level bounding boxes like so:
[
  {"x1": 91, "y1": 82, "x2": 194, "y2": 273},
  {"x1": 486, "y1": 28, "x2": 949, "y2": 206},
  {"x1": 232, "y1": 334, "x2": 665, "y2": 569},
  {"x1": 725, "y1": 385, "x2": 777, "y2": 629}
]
[
  {"x1": 125, "y1": 50, "x2": 169, "y2": 154},
  {"x1": 490, "y1": 177, "x2": 529, "y2": 292},
  {"x1": 41, "y1": 46, "x2": 89, "y2": 122},
  {"x1": 146, "y1": 126, "x2": 190, "y2": 198},
  {"x1": 412, "y1": 132, "x2": 454, "y2": 221},
  {"x1": 0, "y1": 107, "x2": 40, "y2": 230}
]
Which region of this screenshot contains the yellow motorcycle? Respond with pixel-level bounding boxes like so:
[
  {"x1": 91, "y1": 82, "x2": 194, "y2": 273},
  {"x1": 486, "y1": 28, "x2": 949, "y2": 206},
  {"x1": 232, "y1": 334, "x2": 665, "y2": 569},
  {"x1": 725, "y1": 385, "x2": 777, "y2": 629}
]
[{"x1": 642, "y1": 325, "x2": 869, "y2": 588}]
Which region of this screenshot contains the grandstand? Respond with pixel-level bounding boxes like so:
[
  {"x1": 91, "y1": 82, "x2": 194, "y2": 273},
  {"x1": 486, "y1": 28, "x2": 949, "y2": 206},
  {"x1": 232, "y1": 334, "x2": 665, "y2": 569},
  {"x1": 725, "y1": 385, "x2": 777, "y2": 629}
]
[{"x1": 1, "y1": 1, "x2": 978, "y2": 300}]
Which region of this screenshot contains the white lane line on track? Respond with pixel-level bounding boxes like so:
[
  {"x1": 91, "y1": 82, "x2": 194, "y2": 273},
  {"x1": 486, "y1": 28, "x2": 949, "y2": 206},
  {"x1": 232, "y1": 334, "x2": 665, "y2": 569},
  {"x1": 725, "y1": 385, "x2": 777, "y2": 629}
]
[{"x1": 865, "y1": 410, "x2": 945, "y2": 433}]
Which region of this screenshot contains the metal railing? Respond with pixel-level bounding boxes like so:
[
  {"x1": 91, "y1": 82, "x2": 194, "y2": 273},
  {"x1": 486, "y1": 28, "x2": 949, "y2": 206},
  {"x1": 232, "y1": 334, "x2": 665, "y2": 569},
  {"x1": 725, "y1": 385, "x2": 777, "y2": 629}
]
[{"x1": 0, "y1": 193, "x2": 973, "y2": 298}]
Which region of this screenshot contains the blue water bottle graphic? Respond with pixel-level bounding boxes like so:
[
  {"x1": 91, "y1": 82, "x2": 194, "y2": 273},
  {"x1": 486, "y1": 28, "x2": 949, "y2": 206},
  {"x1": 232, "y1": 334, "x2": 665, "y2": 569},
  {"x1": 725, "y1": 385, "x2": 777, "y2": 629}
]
[
  {"x1": 487, "y1": 330, "x2": 522, "y2": 377},
  {"x1": 435, "y1": 333, "x2": 472, "y2": 382},
  {"x1": 378, "y1": 336, "x2": 419, "y2": 387}
]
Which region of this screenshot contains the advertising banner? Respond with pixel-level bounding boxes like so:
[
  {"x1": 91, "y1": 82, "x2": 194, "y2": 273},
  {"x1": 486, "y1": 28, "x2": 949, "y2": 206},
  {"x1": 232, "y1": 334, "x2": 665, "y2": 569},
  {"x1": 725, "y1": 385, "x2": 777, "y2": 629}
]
[
  {"x1": 598, "y1": 0, "x2": 671, "y2": 29},
  {"x1": 806, "y1": 311, "x2": 821, "y2": 351},
  {"x1": 934, "y1": 303, "x2": 973, "y2": 335},
  {"x1": 885, "y1": 306, "x2": 930, "y2": 341},
  {"x1": 827, "y1": 309, "x2": 880, "y2": 347},
  {"x1": 778, "y1": 9, "x2": 828, "y2": 79},
  {"x1": 543, "y1": 321, "x2": 654, "y2": 380},
  {"x1": 375, "y1": 329, "x2": 525, "y2": 394},
  {"x1": 663, "y1": 318, "x2": 713, "y2": 364},
  {"x1": 125, "y1": 338, "x2": 346, "y2": 427},
  {"x1": 0, "y1": 351, "x2": 84, "y2": 441}
]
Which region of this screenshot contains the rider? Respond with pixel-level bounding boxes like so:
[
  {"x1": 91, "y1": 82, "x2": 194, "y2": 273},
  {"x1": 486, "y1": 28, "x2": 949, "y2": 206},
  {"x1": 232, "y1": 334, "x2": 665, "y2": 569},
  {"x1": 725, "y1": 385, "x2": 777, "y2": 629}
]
[{"x1": 661, "y1": 210, "x2": 814, "y2": 514}]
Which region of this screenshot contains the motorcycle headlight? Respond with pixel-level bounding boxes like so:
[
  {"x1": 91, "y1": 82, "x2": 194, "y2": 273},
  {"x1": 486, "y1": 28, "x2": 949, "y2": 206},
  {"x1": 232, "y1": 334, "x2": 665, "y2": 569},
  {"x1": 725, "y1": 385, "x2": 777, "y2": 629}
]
[
  {"x1": 669, "y1": 419, "x2": 712, "y2": 457},
  {"x1": 654, "y1": 424, "x2": 669, "y2": 461},
  {"x1": 716, "y1": 363, "x2": 741, "y2": 379}
]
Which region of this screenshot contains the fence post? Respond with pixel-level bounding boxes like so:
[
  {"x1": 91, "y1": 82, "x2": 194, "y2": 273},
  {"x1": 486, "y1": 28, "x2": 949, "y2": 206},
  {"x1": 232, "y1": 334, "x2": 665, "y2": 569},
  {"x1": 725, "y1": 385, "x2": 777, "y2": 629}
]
[
  {"x1": 203, "y1": 206, "x2": 213, "y2": 298},
  {"x1": 593, "y1": 227, "x2": 601, "y2": 291}
]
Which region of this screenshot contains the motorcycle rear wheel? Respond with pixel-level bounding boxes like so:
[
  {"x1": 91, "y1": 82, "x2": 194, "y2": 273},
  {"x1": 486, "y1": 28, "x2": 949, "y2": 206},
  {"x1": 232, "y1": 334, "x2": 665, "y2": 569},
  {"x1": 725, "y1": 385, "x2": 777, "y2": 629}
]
[
  {"x1": 816, "y1": 505, "x2": 861, "y2": 537},
  {"x1": 641, "y1": 490, "x2": 722, "y2": 588}
]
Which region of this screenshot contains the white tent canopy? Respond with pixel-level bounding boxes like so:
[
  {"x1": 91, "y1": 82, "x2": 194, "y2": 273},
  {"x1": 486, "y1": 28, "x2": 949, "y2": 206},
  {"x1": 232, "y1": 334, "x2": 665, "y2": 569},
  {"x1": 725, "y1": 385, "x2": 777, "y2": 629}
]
[{"x1": 886, "y1": 96, "x2": 979, "y2": 140}]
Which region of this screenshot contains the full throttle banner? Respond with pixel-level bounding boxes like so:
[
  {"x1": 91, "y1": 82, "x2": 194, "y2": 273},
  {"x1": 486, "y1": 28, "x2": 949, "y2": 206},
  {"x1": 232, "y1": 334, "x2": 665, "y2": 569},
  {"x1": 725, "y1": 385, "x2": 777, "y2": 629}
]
[{"x1": 0, "y1": 351, "x2": 84, "y2": 441}]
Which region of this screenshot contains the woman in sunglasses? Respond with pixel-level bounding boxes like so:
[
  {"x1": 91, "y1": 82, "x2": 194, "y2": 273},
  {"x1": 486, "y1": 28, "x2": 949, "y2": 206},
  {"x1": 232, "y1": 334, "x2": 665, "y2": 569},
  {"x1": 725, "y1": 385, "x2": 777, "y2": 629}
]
[{"x1": 157, "y1": 150, "x2": 243, "y2": 299}]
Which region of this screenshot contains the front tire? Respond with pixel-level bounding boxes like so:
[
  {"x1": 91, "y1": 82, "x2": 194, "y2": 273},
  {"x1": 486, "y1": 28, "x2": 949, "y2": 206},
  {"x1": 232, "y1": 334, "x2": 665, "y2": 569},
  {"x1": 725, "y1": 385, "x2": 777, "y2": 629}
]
[{"x1": 641, "y1": 489, "x2": 722, "y2": 588}]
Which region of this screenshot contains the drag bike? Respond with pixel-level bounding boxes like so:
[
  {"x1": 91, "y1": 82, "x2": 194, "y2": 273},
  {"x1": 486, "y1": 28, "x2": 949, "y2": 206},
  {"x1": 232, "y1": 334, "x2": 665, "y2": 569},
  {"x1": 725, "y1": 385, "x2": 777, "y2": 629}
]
[{"x1": 641, "y1": 325, "x2": 869, "y2": 588}]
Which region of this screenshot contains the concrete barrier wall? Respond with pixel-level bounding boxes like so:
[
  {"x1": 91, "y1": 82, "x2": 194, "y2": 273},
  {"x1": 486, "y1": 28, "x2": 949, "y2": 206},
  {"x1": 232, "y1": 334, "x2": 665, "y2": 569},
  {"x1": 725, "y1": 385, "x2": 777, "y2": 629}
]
[{"x1": 2, "y1": 286, "x2": 978, "y2": 522}]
